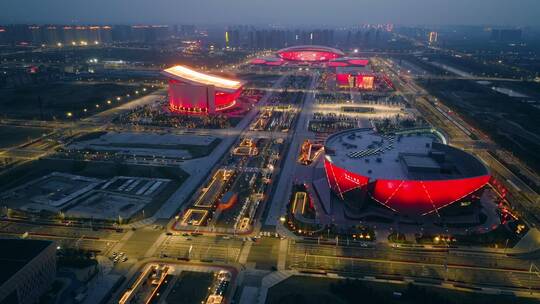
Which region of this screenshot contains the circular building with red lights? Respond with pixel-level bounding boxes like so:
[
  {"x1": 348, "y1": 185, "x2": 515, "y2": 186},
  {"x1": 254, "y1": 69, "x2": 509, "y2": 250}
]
[
  {"x1": 162, "y1": 65, "x2": 244, "y2": 114},
  {"x1": 323, "y1": 128, "x2": 490, "y2": 216},
  {"x1": 277, "y1": 45, "x2": 345, "y2": 62}
]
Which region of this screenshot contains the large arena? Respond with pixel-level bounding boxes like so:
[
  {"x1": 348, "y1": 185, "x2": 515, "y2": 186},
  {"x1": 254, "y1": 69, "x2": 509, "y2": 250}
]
[
  {"x1": 162, "y1": 65, "x2": 244, "y2": 114},
  {"x1": 323, "y1": 128, "x2": 491, "y2": 216},
  {"x1": 276, "y1": 45, "x2": 345, "y2": 62}
]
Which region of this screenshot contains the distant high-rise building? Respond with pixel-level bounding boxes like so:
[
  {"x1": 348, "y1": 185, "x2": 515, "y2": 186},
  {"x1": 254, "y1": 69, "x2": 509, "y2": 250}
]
[
  {"x1": 490, "y1": 29, "x2": 522, "y2": 42},
  {"x1": 130, "y1": 25, "x2": 169, "y2": 43},
  {"x1": 112, "y1": 25, "x2": 131, "y2": 42},
  {"x1": 179, "y1": 25, "x2": 196, "y2": 37},
  {"x1": 429, "y1": 31, "x2": 438, "y2": 45}
]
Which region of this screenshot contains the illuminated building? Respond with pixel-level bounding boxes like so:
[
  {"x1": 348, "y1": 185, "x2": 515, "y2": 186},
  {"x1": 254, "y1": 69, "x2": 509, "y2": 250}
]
[
  {"x1": 429, "y1": 31, "x2": 438, "y2": 45},
  {"x1": 162, "y1": 65, "x2": 244, "y2": 114},
  {"x1": 276, "y1": 45, "x2": 344, "y2": 62},
  {"x1": 323, "y1": 128, "x2": 490, "y2": 216},
  {"x1": 335, "y1": 66, "x2": 375, "y2": 90}
]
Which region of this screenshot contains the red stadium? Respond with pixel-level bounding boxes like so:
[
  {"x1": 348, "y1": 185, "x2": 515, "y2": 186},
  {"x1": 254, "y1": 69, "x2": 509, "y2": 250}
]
[
  {"x1": 323, "y1": 128, "x2": 490, "y2": 216},
  {"x1": 162, "y1": 65, "x2": 244, "y2": 114},
  {"x1": 277, "y1": 45, "x2": 345, "y2": 62}
]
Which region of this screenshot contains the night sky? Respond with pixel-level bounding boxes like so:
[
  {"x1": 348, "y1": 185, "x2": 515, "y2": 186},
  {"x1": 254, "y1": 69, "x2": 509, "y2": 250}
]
[{"x1": 1, "y1": 0, "x2": 538, "y2": 26}]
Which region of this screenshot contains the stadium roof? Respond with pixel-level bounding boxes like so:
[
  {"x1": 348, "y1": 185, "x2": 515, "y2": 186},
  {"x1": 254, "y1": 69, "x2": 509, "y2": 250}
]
[
  {"x1": 277, "y1": 45, "x2": 345, "y2": 56},
  {"x1": 162, "y1": 65, "x2": 244, "y2": 91},
  {"x1": 325, "y1": 129, "x2": 488, "y2": 181}
]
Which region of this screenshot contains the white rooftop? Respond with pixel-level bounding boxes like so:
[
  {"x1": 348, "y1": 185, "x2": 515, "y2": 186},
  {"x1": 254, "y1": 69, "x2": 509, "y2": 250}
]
[{"x1": 325, "y1": 129, "x2": 441, "y2": 180}]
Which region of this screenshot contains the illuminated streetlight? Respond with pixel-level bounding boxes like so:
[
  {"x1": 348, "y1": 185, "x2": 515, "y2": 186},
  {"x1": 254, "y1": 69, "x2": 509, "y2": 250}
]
[{"x1": 66, "y1": 112, "x2": 73, "y2": 118}]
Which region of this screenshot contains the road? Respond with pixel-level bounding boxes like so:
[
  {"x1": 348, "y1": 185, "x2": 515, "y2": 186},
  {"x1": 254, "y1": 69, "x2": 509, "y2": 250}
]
[
  {"x1": 265, "y1": 72, "x2": 319, "y2": 226},
  {"x1": 287, "y1": 239, "x2": 540, "y2": 291}
]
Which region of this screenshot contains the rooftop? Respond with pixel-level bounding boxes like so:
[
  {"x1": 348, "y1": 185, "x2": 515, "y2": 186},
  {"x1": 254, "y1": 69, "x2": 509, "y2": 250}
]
[
  {"x1": 162, "y1": 65, "x2": 244, "y2": 91},
  {"x1": 277, "y1": 45, "x2": 345, "y2": 56},
  {"x1": 325, "y1": 129, "x2": 487, "y2": 181},
  {"x1": 328, "y1": 57, "x2": 370, "y2": 67},
  {"x1": 0, "y1": 239, "x2": 53, "y2": 286}
]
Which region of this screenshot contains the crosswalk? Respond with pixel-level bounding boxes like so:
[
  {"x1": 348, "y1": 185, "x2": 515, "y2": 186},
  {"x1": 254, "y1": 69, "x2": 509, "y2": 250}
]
[{"x1": 157, "y1": 236, "x2": 243, "y2": 263}]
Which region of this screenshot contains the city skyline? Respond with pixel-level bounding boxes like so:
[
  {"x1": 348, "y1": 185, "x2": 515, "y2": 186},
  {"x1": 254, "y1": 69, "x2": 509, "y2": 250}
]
[{"x1": 1, "y1": 0, "x2": 540, "y2": 27}]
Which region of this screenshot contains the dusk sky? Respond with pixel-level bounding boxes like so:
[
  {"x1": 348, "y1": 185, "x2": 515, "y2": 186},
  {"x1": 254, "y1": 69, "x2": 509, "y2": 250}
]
[{"x1": 1, "y1": 0, "x2": 538, "y2": 26}]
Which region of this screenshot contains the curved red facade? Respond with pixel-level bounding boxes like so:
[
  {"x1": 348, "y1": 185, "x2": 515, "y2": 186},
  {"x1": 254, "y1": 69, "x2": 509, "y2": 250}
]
[
  {"x1": 324, "y1": 159, "x2": 490, "y2": 216},
  {"x1": 162, "y1": 65, "x2": 243, "y2": 114},
  {"x1": 168, "y1": 79, "x2": 242, "y2": 114},
  {"x1": 277, "y1": 45, "x2": 344, "y2": 62}
]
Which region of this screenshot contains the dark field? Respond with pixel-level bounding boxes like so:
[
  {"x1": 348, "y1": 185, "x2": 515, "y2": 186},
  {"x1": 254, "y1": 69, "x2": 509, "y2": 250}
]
[
  {"x1": 0, "y1": 125, "x2": 51, "y2": 148},
  {"x1": 420, "y1": 79, "x2": 540, "y2": 171},
  {"x1": 165, "y1": 271, "x2": 213, "y2": 304},
  {"x1": 0, "y1": 82, "x2": 145, "y2": 120}
]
